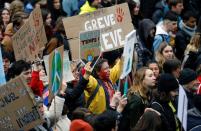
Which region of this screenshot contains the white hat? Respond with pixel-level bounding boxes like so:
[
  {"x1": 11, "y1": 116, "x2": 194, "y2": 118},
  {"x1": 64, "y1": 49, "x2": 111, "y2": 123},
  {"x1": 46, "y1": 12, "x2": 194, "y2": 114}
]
[{"x1": 133, "y1": 0, "x2": 140, "y2": 5}]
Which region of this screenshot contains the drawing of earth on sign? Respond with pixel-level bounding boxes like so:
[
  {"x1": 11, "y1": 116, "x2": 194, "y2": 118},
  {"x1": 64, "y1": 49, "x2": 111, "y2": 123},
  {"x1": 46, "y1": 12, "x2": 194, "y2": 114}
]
[{"x1": 51, "y1": 50, "x2": 62, "y2": 95}]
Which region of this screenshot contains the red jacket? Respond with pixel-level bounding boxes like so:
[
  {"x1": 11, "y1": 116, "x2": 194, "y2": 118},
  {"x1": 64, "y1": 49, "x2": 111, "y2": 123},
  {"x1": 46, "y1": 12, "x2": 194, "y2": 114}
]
[{"x1": 29, "y1": 71, "x2": 44, "y2": 97}]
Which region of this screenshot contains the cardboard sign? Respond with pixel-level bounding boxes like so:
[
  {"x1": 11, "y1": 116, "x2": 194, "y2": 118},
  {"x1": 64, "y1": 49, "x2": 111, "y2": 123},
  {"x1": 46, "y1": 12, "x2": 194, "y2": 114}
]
[
  {"x1": 120, "y1": 30, "x2": 136, "y2": 79},
  {"x1": 29, "y1": 6, "x2": 47, "y2": 49},
  {"x1": 0, "y1": 76, "x2": 42, "y2": 130},
  {"x1": 0, "y1": 47, "x2": 6, "y2": 85},
  {"x1": 177, "y1": 85, "x2": 188, "y2": 131},
  {"x1": 49, "y1": 46, "x2": 63, "y2": 95},
  {"x1": 12, "y1": 7, "x2": 47, "y2": 61},
  {"x1": 63, "y1": 3, "x2": 133, "y2": 60},
  {"x1": 80, "y1": 30, "x2": 101, "y2": 65}
]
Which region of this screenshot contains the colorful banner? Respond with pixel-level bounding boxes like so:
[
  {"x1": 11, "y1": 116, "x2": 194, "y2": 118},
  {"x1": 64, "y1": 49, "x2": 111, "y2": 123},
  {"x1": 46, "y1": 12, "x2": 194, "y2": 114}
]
[
  {"x1": 0, "y1": 47, "x2": 6, "y2": 85},
  {"x1": 80, "y1": 29, "x2": 101, "y2": 65},
  {"x1": 49, "y1": 46, "x2": 63, "y2": 95}
]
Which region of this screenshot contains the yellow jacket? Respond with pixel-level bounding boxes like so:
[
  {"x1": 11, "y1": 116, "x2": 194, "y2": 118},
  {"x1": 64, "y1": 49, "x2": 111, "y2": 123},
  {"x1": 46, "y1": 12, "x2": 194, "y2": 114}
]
[
  {"x1": 84, "y1": 59, "x2": 123, "y2": 114},
  {"x1": 79, "y1": 1, "x2": 97, "y2": 15}
]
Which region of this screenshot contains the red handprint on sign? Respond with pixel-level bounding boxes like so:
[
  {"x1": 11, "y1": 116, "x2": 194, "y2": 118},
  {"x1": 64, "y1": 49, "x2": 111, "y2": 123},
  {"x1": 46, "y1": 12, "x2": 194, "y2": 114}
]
[{"x1": 115, "y1": 7, "x2": 124, "y2": 23}]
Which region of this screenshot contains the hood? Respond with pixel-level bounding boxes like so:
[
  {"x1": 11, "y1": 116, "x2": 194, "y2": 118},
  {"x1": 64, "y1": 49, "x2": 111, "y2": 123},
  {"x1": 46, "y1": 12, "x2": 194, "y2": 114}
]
[
  {"x1": 155, "y1": 24, "x2": 169, "y2": 35},
  {"x1": 138, "y1": 19, "x2": 156, "y2": 43}
]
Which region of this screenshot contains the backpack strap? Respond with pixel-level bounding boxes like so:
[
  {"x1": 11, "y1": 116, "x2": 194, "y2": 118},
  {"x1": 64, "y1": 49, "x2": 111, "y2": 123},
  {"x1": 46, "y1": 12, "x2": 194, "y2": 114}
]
[{"x1": 85, "y1": 84, "x2": 100, "y2": 108}]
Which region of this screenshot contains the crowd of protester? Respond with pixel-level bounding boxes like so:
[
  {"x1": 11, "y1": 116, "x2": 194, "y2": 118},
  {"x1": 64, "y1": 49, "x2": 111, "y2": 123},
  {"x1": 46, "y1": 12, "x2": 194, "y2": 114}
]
[{"x1": 0, "y1": 0, "x2": 201, "y2": 131}]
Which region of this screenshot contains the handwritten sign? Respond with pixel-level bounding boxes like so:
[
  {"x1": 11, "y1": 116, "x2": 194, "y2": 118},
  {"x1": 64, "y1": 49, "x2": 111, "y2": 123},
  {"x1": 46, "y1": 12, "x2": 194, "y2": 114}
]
[
  {"x1": 80, "y1": 30, "x2": 101, "y2": 65},
  {"x1": 0, "y1": 76, "x2": 42, "y2": 130},
  {"x1": 120, "y1": 30, "x2": 136, "y2": 79},
  {"x1": 63, "y1": 3, "x2": 133, "y2": 60},
  {"x1": 12, "y1": 7, "x2": 47, "y2": 61}
]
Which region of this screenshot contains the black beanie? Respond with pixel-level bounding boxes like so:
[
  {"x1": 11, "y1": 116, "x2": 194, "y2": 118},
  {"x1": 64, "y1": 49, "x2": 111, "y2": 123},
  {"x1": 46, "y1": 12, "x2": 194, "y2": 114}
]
[
  {"x1": 158, "y1": 73, "x2": 179, "y2": 93},
  {"x1": 179, "y1": 68, "x2": 197, "y2": 85}
]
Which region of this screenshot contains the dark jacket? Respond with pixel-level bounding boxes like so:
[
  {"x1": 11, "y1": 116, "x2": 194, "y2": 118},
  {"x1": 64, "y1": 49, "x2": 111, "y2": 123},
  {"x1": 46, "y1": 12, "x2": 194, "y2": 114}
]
[
  {"x1": 151, "y1": 100, "x2": 177, "y2": 131},
  {"x1": 187, "y1": 108, "x2": 201, "y2": 131},
  {"x1": 118, "y1": 92, "x2": 149, "y2": 131},
  {"x1": 184, "y1": 89, "x2": 195, "y2": 110},
  {"x1": 175, "y1": 30, "x2": 191, "y2": 60},
  {"x1": 152, "y1": 0, "x2": 169, "y2": 24},
  {"x1": 64, "y1": 75, "x2": 88, "y2": 119},
  {"x1": 135, "y1": 19, "x2": 156, "y2": 68}
]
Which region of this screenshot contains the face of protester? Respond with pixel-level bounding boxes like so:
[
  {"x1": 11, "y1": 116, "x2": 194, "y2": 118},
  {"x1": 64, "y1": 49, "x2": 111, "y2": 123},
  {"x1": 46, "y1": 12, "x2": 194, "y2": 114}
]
[
  {"x1": 169, "y1": 89, "x2": 178, "y2": 101},
  {"x1": 133, "y1": 4, "x2": 140, "y2": 15},
  {"x1": 167, "y1": 21, "x2": 177, "y2": 32},
  {"x1": 187, "y1": 79, "x2": 200, "y2": 93},
  {"x1": 173, "y1": 67, "x2": 181, "y2": 79},
  {"x1": 91, "y1": 0, "x2": 101, "y2": 8},
  {"x1": 46, "y1": 13, "x2": 52, "y2": 26},
  {"x1": 173, "y1": 3, "x2": 184, "y2": 15},
  {"x1": 186, "y1": 17, "x2": 197, "y2": 28},
  {"x1": 1, "y1": 9, "x2": 10, "y2": 24},
  {"x1": 98, "y1": 61, "x2": 110, "y2": 80},
  {"x1": 162, "y1": 45, "x2": 174, "y2": 60},
  {"x1": 38, "y1": 103, "x2": 45, "y2": 117},
  {"x1": 21, "y1": 69, "x2": 32, "y2": 84},
  {"x1": 3, "y1": 58, "x2": 10, "y2": 74},
  {"x1": 148, "y1": 63, "x2": 160, "y2": 79},
  {"x1": 143, "y1": 69, "x2": 156, "y2": 89},
  {"x1": 53, "y1": 0, "x2": 61, "y2": 10}
]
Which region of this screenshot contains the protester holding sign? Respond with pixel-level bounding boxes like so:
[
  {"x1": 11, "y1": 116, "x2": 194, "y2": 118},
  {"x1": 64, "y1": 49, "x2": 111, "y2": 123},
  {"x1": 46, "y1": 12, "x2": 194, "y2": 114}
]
[
  {"x1": 7, "y1": 60, "x2": 44, "y2": 97},
  {"x1": 119, "y1": 67, "x2": 156, "y2": 131},
  {"x1": 84, "y1": 56, "x2": 123, "y2": 114}
]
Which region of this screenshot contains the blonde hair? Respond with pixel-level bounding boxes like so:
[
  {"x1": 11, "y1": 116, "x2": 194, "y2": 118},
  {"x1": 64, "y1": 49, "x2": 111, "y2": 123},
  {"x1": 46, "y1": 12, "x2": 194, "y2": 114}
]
[
  {"x1": 128, "y1": 67, "x2": 149, "y2": 99},
  {"x1": 155, "y1": 42, "x2": 175, "y2": 69},
  {"x1": 185, "y1": 33, "x2": 201, "y2": 54}
]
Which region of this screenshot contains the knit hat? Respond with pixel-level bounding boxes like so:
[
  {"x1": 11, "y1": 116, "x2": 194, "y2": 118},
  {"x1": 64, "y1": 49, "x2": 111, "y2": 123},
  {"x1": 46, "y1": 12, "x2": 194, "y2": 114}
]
[
  {"x1": 133, "y1": 0, "x2": 140, "y2": 5},
  {"x1": 70, "y1": 119, "x2": 93, "y2": 131},
  {"x1": 158, "y1": 73, "x2": 179, "y2": 93},
  {"x1": 179, "y1": 68, "x2": 197, "y2": 85}
]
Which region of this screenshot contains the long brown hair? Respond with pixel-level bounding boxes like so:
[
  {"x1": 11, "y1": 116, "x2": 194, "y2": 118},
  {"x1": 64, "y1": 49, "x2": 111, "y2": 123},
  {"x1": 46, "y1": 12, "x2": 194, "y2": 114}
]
[
  {"x1": 128, "y1": 67, "x2": 149, "y2": 99},
  {"x1": 185, "y1": 33, "x2": 201, "y2": 54},
  {"x1": 155, "y1": 42, "x2": 175, "y2": 69}
]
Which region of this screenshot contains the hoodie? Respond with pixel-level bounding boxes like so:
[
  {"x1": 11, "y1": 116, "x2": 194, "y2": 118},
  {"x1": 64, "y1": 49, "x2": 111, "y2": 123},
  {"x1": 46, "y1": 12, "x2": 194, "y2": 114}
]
[
  {"x1": 135, "y1": 19, "x2": 156, "y2": 68},
  {"x1": 153, "y1": 24, "x2": 170, "y2": 52}
]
